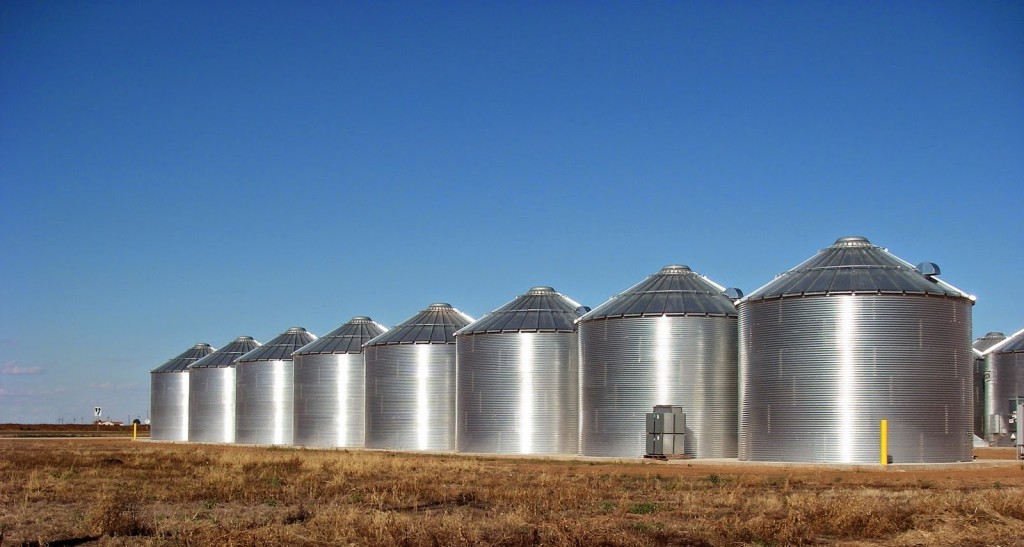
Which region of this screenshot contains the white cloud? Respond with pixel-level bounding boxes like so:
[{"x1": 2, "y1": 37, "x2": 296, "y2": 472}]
[
  {"x1": 2, "y1": 361, "x2": 43, "y2": 375},
  {"x1": 89, "y1": 382, "x2": 113, "y2": 389}
]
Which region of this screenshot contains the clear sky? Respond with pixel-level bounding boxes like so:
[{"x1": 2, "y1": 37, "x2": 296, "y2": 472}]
[{"x1": 1, "y1": 1, "x2": 1021, "y2": 423}]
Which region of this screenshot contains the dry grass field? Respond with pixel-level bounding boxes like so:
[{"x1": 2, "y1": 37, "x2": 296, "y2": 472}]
[{"x1": 0, "y1": 438, "x2": 1022, "y2": 546}]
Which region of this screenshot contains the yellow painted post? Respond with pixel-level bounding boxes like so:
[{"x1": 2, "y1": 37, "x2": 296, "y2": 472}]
[
  {"x1": 880, "y1": 419, "x2": 888, "y2": 466},
  {"x1": 133, "y1": 423, "x2": 137, "y2": 441}
]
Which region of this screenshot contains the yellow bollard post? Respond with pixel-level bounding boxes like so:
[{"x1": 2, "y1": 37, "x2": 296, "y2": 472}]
[
  {"x1": 133, "y1": 422, "x2": 137, "y2": 441},
  {"x1": 880, "y1": 419, "x2": 888, "y2": 466}
]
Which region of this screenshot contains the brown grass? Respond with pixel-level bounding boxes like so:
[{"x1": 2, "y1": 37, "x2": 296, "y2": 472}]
[{"x1": 0, "y1": 439, "x2": 1021, "y2": 546}]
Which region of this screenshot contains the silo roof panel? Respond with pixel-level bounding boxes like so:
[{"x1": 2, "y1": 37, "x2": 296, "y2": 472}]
[
  {"x1": 294, "y1": 317, "x2": 387, "y2": 355},
  {"x1": 580, "y1": 265, "x2": 738, "y2": 321},
  {"x1": 188, "y1": 336, "x2": 262, "y2": 369},
  {"x1": 741, "y1": 237, "x2": 971, "y2": 302},
  {"x1": 365, "y1": 303, "x2": 473, "y2": 346},
  {"x1": 458, "y1": 287, "x2": 582, "y2": 335},
  {"x1": 991, "y1": 329, "x2": 1024, "y2": 354},
  {"x1": 151, "y1": 343, "x2": 215, "y2": 373},
  {"x1": 236, "y1": 327, "x2": 317, "y2": 363},
  {"x1": 973, "y1": 332, "x2": 1007, "y2": 353}
]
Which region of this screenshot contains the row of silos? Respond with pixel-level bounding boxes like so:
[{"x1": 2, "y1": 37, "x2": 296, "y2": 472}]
[{"x1": 151, "y1": 235, "x2": 991, "y2": 463}]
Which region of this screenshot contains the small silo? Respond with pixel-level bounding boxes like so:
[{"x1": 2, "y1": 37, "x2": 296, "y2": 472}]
[
  {"x1": 187, "y1": 336, "x2": 262, "y2": 443},
  {"x1": 234, "y1": 327, "x2": 317, "y2": 446},
  {"x1": 984, "y1": 328, "x2": 1024, "y2": 447},
  {"x1": 972, "y1": 332, "x2": 1006, "y2": 439},
  {"x1": 579, "y1": 265, "x2": 740, "y2": 458},
  {"x1": 738, "y1": 236, "x2": 975, "y2": 463},
  {"x1": 364, "y1": 303, "x2": 473, "y2": 451},
  {"x1": 456, "y1": 287, "x2": 583, "y2": 455},
  {"x1": 150, "y1": 343, "x2": 215, "y2": 441},
  {"x1": 292, "y1": 317, "x2": 388, "y2": 448}
]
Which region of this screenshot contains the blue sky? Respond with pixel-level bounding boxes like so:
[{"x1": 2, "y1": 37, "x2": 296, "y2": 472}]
[{"x1": 1, "y1": 1, "x2": 1021, "y2": 423}]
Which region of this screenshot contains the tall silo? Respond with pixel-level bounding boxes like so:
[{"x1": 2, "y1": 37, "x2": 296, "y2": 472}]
[
  {"x1": 234, "y1": 327, "x2": 317, "y2": 445},
  {"x1": 150, "y1": 343, "x2": 215, "y2": 441},
  {"x1": 579, "y1": 265, "x2": 740, "y2": 458},
  {"x1": 364, "y1": 303, "x2": 473, "y2": 451},
  {"x1": 738, "y1": 236, "x2": 975, "y2": 463},
  {"x1": 293, "y1": 317, "x2": 388, "y2": 448},
  {"x1": 984, "y1": 328, "x2": 1024, "y2": 447},
  {"x1": 456, "y1": 287, "x2": 583, "y2": 455},
  {"x1": 187, "y1": 336, "x2": 261, "y2": 443},
  {"x1": 973, "y1": 332, "x2": 1006, "y2": 439}
]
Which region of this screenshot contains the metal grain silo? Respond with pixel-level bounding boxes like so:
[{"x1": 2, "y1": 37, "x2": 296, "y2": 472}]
[
  {"x1": 150, "y1": 343, "x2": 215, "y2": 441},
  {"x1": 972, "y1": 332, "x2": 1006, "y2": 439},
  {"x1": 364, "y1": 303, "x2": 473, "y2": 451},
  {"x1": 579, "y1": 265, "x2": 740, "y2": 458},
  {"x1": 292, "y1": 317, "x2": 387, "y2": 448},
  {"x1": 984, "y1": 328, "x2": 1024, "y2": 447},
  {"x1": 738, "y1": 236, "x2": 975, "y2": 463},
  {"x1": 234, "y1": 327, "x2": 317, "y2": 445},
  {"x1": 186, "y1": 336, "x2": 261, "y2": 443},
  {"x1": 456, "y1": 287, "x2": 583, "y2": 455}
]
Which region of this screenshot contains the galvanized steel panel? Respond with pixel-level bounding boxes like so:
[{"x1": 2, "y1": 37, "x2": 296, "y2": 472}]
[
  {"x1": 365, "y1": 343, "x2": 457, "y2": 451},
  {"x1": 581, "y1": 265, "x2": 738, "y2": 320},
  {"x1": 187, "y1": 367, "x2": 236, "y2": 443},
  {"x1": 579, "y1": 316, "x2": 738, "y2": 458},
  {"x1": 739, "y1": 295, "x2": 973, "y2": 463},
  {"x1": 458, "y1": 287, "x2": 582, "y2": 334},
  {"x1": 984, "y1": 329, "x2": 1024, "y2": 447},
  {"x1": 365, "y1": 303, "x2": 472, "y2": 346},
  {"x1": 293, "y1": 353, "x2": 367, "y2": 447},
  {"x1": 150, "y1": 372, "x2": 190, "y2": 441},
  {"x1": 151, "y1": 343, "x2": 214, "y2": 373},
  {"x1": 741, "y1": 237, "x2": 969, "y2": 302},
  {"x1": 457, "y1": 332, "x2": 579, "y2": 454},
  {"x1": 972, "y1": 332, "x2": 1006, "y2": 438},
  {"x1": 235, "y1": 359, "x2": 295, "y2": 445}
]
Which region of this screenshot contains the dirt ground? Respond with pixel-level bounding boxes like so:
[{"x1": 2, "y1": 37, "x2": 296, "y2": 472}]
[{"x1": 1, "y1": 438, "x2": 1021, "y2": 546}]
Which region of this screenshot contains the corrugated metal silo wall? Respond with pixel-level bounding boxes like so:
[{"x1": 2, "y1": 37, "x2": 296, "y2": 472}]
[
  {"x1": 235, "y1": 360, "x2": 294, "y2": 445},
  {"x1": 293, "y1": 353, "x2": 365, "y2": 448},
  {"x1": 188, "y1": 367, "x2": 235, "y2": 443},
  {"x1": 150, "y1": 372, "x2": 189, "y2": 441},
  {"x1": 985, "y1": 351, "x2": 1023, "y2": 447},
  {"x1": 365, "y1": 344, "x2": 456, "y2": 451},
  {"x1": 739, "y1": 295, "x2": 972, "y2": 463},
  {"x1": 973, "y1": 356, "x2": 986, "y2": 438},
  {"x1": 456, "y1": 332, "x2": 579, "y2": 455},
  {"x1": 579, "y1": 315, "x2": 738, "y2": 458}
]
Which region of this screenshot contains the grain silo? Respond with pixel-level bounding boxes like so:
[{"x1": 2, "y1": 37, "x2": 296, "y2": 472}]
[
  {"x1": 579, "y1": 265, "x2": 740, "y2": 458},
  {"x1": 292, "y1": 317, "x2": 388, "y2": 448},
  {"x1": 456, "y1": 287, "x2": 583, "y2": 455},
  {"x1": 738, "y1": 236, "x2": 974, "y2": 463},
  {"x1": 984, "y1": 328, "x2": 1024, "y2": 447},
  {"x1": 972, "y1": 332, "x2": 1006, "y2": 439},
  {"x1": 364, "y1": 303, "x2": 473, "y2": 451},
  {"x1": 186, "y1": 336, "x2": 261, "y2": 443},
  {"x1": 234, "y1": 327, "x2": 317, "y2": 445},
  {"x1": 150, "y1": 343, "x2": 215, "y2": 441}
]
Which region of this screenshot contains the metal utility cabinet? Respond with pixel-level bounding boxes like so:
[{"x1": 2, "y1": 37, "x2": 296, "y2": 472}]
[{"x1": 646, "y1": 405, "x2": 685, "y2": 457}]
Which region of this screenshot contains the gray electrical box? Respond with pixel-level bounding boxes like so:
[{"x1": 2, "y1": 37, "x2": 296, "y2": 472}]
[{"x1": 645, "y1": 405, "x2": 685, "y2": 457}]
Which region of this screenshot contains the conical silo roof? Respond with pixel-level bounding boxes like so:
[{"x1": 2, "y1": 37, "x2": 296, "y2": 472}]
[
  {"x1": 236, "y1": 327, "x2": 317, "y2": 362},
  {"x1": 973, "y1": 332, "x2": 1007, "y2": 354},
  {"x1": 365, "y1": 303, "x2": 473, "y2": 346},
  {"x1": 740, "y1": 236, "x2": 973, "y2": 303},
  {"x1": 989, "y1": 328, "x2": 1024, "y2": 354},
  {"x1": 188, "y1": 336, "x2": 262, "y2": 369},
  {"x1": 580, "y1": 265, "x2": 737, "y2": 321},
  {"x1": 294, "y1": 317, "x2": 388, "y2": 355},
  {"x1": 151, "y1": 343, "x2": 215, "y2": 373},
  {"x1": 458, "y1": 287, "x2": 582, "y2": 334}
]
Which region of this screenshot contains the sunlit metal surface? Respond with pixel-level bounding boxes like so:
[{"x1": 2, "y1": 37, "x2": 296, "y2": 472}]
[
  {"x1": 364, "y1": 304, "x2": 472, "y2": 451},
  {"x1": 984, "y1": 328, "x2": 1024, "y2": 447},
  {"x1": 187, "y1": 336, "x2": 261, "y2": 443},
  {"x1": 738, "y1": 237, "x2": 974, "y2": 463},
  {"x1": 292, "y1": 317, "x2": 387, "y2": 448},
  {"x1": 456, "y1": 287, "x2": 582, "y2": 455},
  {"x1": 150, "y1": 343, "x2": 214, "y2": 441},
  {"x1": 579, "y1": 266, "x2": 739, "y2": 458},
  {"x1": 972, "y1": 332, "x2": 1006, "y2": 438},
  {"x1": 234, "y1": 327, "x2": 317, "y2": 445}
]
